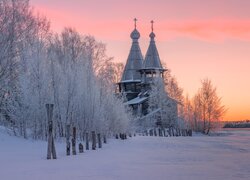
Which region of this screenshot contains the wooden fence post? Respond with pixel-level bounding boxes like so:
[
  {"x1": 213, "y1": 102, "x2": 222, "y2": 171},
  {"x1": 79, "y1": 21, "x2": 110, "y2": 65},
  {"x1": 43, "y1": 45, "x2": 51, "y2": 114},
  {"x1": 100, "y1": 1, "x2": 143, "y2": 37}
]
[
  {"x1": 154, "y1": 129, "x2": 157, "y2": 136},
  {"x1": 176, "y1": 128, "x2": 179, "y2": 136},
  {"x1": 97, "y1": 133, "x2": 102, "y2": 148},
  {"x1": 79, "y1": 143, "x2": 84, "y2": 153},
  {"x1": 170, "y1": 127, "x2": 173, "y2": 137},
  {"x1": 46, "y1": 104, "x2": 57, "y2": 160},
  {"x1": 92, "y1": 131, "x2": 96, "y2": 150},
  {"x1": 189, "y1": 129, "x2": 193, "y2": 136},
  {"x1": 66, "y1": 124, "x2": 70, "y2": 155},
  {"x1": 159, "y1": 128, "x2": 163, "y2": 137},
  {"x1": 86, "y1": 133, "x2": 89, "y2": 150},
  {"x1": 72, "y1": 127, "x2": 76, "y2": 155},
  {"x1": 163, "y1": 129, "x2": 166, "y2": 137},
  {"x1": 149, "y1": 129, "x2": 153, "y2": 136},
  {"x1": 122, "y1": 133, "x2": 126, "y2": 140},
  {"x1": 103, "y1": 135, "x2": 107, "y2": 144}
]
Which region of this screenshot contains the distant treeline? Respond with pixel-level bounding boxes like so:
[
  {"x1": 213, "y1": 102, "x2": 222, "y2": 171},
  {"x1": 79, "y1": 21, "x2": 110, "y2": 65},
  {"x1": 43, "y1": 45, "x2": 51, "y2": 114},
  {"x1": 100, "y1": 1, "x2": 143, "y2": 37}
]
[{"x1": 223, "y1": 120, "x2": 250, "y2": 128}]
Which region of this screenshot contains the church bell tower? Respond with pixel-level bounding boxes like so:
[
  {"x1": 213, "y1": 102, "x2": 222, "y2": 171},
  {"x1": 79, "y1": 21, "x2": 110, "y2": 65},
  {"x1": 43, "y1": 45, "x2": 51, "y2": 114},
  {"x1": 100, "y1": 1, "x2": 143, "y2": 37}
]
[{"x1": 118, "y1": 18, "x2": 144, "y2": 101}]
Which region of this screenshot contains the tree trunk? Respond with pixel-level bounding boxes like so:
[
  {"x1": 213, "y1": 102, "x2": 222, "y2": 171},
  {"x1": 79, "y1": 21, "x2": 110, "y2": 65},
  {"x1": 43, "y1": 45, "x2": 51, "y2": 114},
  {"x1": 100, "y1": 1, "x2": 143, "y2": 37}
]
[
  {"x1": 103, "y1": 135, "x2": 107, "y2": 144},
  {"x1": 46, "y1": 104, "x2": 56, "y2": 159},
  {"x1": 79, "y1": 143, "x2": 83, "y2": 153},
  {"x1": 66, "y1": 125, "x2": 70, "y2": 155},
  {"x1": 86, "y1": 133, "x2": 89, "y2": 150},
  {"x1": 92, "y1": 131, "x2": 96, "y2": 150},
  {"x1": 97, "y1": 133, "x2": 102, "y2": 148},
  {"x1": 72, "y1": 127, "x2": 76, "y2": 155}
]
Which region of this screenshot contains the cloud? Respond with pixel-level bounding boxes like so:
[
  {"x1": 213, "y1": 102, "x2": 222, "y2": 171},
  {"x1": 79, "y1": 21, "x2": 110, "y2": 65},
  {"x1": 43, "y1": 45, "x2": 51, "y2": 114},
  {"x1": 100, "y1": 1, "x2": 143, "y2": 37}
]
[
  {"x1": 162, "y1": 19, "x2": 250, "y2": 41},
  {"x1": 32, "y1": 5, "x2": 250, "y2": 42}
]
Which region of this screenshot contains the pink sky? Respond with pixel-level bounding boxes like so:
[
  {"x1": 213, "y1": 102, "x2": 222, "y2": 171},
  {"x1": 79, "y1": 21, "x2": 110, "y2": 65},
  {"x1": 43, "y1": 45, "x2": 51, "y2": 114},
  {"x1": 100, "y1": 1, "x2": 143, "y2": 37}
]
[{"x1": 31, "y1": 0, "x2": 250, "y2": 121}]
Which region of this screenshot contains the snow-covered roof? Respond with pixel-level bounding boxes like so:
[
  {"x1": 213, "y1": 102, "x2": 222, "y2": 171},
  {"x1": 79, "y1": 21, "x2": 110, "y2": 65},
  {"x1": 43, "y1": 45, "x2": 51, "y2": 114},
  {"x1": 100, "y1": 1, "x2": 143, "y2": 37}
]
[
  {"x1": 144, "y1": 108, "x2": 161, "y2": 117},
  {"x1": 119, "y1": 79, "x2": 141, "y2": 83},
  {"x1": 136, "y1": 108, "x2": 161, "y2": 121},
  {"x1": 125, "y1": 96, "x2": 148, "y2": 105},
  {"x1": 140, "y1": 67, "x2": 166, "y2": 71}
]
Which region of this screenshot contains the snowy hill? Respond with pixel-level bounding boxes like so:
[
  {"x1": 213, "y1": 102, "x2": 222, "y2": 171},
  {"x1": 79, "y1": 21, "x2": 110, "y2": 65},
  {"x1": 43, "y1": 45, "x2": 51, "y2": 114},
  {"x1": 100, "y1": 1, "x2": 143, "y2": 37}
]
[{"x1": 0, "y1": 128, "x2": 250, "y2": 180}]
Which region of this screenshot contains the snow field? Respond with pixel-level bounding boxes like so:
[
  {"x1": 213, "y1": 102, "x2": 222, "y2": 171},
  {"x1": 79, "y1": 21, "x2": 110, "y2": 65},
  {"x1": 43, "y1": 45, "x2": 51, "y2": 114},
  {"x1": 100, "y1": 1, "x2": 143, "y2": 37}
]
[{"x1": 0, "y1": 129, "x2": 250, "y2": 180}]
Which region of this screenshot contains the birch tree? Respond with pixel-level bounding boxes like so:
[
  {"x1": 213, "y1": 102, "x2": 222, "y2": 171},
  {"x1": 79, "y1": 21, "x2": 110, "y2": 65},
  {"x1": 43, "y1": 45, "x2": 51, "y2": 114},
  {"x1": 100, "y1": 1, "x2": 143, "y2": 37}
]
[
  {"x1": 193, "y1": 79, "x2": 226, "y2": 134},
  {"x1": 0, "y1": 1, "x2": 132, "y2": 139}
]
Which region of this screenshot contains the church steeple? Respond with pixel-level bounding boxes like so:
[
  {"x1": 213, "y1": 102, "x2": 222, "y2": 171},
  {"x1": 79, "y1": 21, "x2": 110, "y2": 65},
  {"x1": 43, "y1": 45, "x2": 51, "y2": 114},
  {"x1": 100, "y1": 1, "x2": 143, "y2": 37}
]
[
  {"x1": 143, "y1": 20, "x2": 163, "y2": 70},
  {"x1": 121, "y1": 18, "x2": 144, "y2": 82}
]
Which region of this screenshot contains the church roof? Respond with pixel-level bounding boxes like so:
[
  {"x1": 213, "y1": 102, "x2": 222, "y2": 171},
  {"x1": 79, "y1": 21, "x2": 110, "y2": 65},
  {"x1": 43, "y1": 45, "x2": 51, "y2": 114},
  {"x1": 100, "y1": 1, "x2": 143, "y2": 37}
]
[
  {"x1": 125, "y1": 96, "x2": 148, "y2": 105},
  {"x1": 143, "y1": 21, "x2": 163, "y2": 70},
  {"x1": 121, "y1": 19, "x2": 143, "y2": 82}
]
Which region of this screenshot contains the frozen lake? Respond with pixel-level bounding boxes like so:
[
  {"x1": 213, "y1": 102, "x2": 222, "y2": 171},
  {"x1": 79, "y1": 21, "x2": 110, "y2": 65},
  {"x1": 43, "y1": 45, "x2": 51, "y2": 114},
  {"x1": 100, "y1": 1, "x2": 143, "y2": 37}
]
[{"x1": 0, "y1": 128, "x2": 249, "y2": 180}]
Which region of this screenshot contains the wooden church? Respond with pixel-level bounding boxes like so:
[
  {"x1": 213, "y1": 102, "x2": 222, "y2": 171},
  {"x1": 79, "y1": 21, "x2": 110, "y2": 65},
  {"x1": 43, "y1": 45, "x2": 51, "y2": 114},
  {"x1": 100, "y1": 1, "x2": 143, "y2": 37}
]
[{"x1": 117, "y1": 19, "x2": 178, "y2": 128}]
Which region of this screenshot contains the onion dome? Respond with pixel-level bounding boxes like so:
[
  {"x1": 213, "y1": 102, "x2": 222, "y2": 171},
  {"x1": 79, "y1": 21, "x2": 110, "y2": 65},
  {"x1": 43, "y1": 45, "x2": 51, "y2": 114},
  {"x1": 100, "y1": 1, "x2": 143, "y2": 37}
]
[
  {"x1": 130, "y1": 29, "x2": 140, "y2": 40},
  {"x1": 149, "y1": 31, "x2": 155, "y2": 40}
]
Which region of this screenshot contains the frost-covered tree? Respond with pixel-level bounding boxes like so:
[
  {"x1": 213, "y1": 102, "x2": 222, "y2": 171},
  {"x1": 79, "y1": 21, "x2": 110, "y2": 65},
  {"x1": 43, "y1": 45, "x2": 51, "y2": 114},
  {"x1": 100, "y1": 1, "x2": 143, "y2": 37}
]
[
  {"x1": 98, "y1": 62, "x2": 124, "y2": 92},
  {"x1": 163, "y1": 68, "x2": 184, "y2": 103},
  {"x1": 182, "y1": 95, "x2": 194, "y2": 129},
  {"x1": 0, "y1": 0, "x2": 132, "y2": 139},
  {"x1": 18, "y1": 15, "x2": 51, "y2": 139},
  {"x1": 182, "y1": 79, "x2": 226, "y2": 133},
  {"x1": 194, "y1": 79, "x2": 226, "y2": 134},
  {"x1": 0, "y1": 0, "x2": 47, "y2": 135},
  {"x1": 147, "y1": 76, "x2": 179, "y2": 129}
]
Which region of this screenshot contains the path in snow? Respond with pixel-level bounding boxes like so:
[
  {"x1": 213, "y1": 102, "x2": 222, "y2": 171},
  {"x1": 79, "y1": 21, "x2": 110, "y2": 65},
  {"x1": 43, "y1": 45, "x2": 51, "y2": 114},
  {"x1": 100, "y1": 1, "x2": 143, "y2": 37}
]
[{"x1": 0, "y1": 129, "x2": 250, "y2": 180}]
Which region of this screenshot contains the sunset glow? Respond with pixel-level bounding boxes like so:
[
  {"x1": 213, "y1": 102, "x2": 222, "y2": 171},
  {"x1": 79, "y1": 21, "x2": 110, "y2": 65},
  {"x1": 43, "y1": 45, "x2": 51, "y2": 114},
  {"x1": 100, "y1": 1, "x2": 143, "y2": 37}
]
[{"x1": 31, "y1": 0, "x2": 250, "y2": 121}]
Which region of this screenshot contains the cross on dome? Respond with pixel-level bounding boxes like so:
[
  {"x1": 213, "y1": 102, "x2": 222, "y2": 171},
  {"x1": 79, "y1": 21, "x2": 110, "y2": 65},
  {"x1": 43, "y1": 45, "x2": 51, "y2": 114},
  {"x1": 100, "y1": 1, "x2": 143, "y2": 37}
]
[
  {"x1": 134, "y1": 18, "x2": 137, "y2": 29},
  {"x1": 151, "y1": 20, "x2": 154, "y2": 32},
  {"x1": 149, "y1": 20, "x2": 155, "y2": 39},
  {"x1": 130, "y1": 18, "x2": 140, "y2": 40}
]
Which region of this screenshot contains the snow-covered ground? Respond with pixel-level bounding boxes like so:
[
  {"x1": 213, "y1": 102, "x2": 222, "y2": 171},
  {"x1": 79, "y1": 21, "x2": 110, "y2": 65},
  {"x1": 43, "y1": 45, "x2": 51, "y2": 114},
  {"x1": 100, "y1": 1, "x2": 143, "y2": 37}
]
[{"x1": 0, "y1": 128, "x2": 249, "y2": 180}]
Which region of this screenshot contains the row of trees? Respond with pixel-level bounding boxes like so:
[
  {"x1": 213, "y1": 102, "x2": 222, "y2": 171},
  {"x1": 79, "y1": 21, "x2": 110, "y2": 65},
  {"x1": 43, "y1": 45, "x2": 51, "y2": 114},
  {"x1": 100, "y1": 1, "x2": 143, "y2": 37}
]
[
  {"x1": 0, "y1": 0, "x2": 226, "y2": 137},
  {"x1": 182, "y1": 79, "x2": 226, "y2": 134},
  {"x1": 145, "y1": 68, "x2": 226, "y2": 134},
  {"x1": 0, "y1": 0, "x2": 131, "y2": 139}
]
